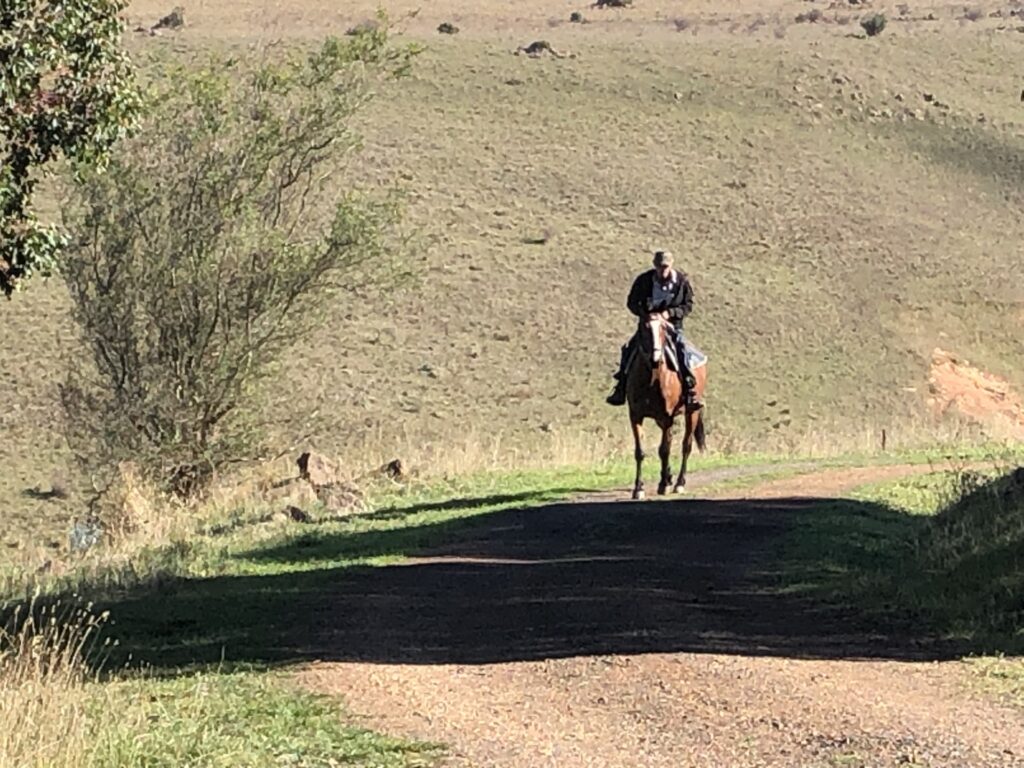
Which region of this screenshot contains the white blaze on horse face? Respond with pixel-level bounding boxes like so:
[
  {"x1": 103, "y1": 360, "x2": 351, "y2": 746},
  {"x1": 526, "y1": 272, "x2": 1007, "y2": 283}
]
[{"x1": 649, "y1": 317, "x2": 664, "y2": 364}]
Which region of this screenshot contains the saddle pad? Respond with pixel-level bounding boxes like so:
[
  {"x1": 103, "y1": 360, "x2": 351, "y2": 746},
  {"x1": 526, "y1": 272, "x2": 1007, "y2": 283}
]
[
  {"x1": 666, "y1": 334, "x2": 708, "y2": 372},
  {"x1": 684, "y1": 339, "x2": 708, "y2": 370}
]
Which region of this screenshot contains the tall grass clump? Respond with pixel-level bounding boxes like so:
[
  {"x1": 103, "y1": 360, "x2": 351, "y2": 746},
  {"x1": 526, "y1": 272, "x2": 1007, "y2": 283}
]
[{"x1": 0, "y1": 598, "x2": 111, "y2": 768}]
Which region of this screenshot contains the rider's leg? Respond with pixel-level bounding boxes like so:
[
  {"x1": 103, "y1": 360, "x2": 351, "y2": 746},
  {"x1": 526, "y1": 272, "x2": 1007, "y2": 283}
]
[
  {"x1": 606, "y1": 333, "x2": 638, "y2": 406},
  {"x1": 673, "y1": 329, "x2": 700, "y2": 407}
]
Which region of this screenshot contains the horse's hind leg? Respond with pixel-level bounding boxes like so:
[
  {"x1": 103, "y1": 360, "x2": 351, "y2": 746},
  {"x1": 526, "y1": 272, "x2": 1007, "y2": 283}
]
[
  {"x1": 657, "y1": 425, "x2": 673, "y2": 495},
  {"x1": 630, "y1": 417, "x2": 645, "y2": 500},
  {"x1": 673, "y1": 412, "x2": 694, "y2": 494}
]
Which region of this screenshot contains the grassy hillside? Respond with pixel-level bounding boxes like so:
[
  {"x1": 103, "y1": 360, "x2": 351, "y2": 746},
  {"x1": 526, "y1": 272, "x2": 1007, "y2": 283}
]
[{"x1": 3, "y1": 0, "x2": 1024, "y2": 548}]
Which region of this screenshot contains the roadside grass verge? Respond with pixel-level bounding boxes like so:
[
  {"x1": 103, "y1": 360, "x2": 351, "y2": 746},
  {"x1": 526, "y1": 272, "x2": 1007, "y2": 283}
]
[
  {"x1": 781, "y1": 460, "x2": 1024, "y2": 704},
  {"x1": 786, "y1": 463, "x2": 1024, "y2": 649},
  {"x1": 86, "y1": 670, "x2": 440, "y2": 768}
]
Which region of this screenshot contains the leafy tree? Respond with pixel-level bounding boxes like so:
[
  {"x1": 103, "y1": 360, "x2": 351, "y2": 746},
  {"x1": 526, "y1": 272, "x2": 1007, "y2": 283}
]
[
  {"x1": 0, "y1": 0, "x2": 140, "y2": 296},
  {"x1": 60, "y1": 24, "x2": 417, "y2": 496}
]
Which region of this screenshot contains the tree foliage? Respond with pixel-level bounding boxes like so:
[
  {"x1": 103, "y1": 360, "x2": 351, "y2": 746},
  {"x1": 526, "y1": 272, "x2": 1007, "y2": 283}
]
[
  {"x1": 0, "y1": 0, "x2": 140, "y2": 296},
  {"x1": 60, "y1": 24, "x2": 418, "y2": 496}
]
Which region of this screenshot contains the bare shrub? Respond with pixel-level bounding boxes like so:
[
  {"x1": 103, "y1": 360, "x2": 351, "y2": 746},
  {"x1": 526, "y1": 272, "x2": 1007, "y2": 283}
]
[
  {"x1": 59, "y1": 24, "x2": 417, "y2": 497},
  {"x1": 672, "y1": 17, "x2": 691, "y2": 32},
  {"x1": 963, "y1": 7, "x2": 984, "y2": 21},
  {"x1": 861, "y1": 13, "x2": 887, "y2": 36}
]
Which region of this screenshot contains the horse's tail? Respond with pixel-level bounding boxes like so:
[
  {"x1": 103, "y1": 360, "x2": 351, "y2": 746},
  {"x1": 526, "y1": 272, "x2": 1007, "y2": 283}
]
[{"x1": 694, "y1": 408, "x2": 707, "y2": 452}]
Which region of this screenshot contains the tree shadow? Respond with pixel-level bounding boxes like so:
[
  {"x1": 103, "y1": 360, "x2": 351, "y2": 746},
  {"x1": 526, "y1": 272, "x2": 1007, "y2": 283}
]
[
  {"x1": 363, "y1": 488, "x2": 594, "y2": 521},
  {"x1": 90, "y1": 491, "x2": 1010, "y2": 674}
]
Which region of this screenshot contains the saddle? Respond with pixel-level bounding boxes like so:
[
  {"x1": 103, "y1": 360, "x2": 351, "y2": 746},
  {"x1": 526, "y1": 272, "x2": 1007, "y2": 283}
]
[{"x1": 664, "y1": 332, "x2": 708, "y2": 376}]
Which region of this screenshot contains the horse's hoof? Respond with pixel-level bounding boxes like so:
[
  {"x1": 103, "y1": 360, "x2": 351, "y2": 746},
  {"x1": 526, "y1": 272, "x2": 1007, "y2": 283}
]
[
  {"x1": 632, "y1": 490, "x2": 646, "y2": 501},
  {"x1": 657, "y1": 484, "x2": 668, "y2": 496},
  {"x1": 673, "y1": 484, "x2": 686, "y2": 495}
]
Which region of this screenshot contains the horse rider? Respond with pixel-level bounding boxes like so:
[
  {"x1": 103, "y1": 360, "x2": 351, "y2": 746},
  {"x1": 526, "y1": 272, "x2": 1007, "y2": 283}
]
[{"x1": 605, "y1": 249, "x2": 701, "y2": 408}]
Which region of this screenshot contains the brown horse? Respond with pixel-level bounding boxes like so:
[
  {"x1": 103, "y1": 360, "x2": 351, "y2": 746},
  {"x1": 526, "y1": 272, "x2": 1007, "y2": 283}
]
[{"x1": 625, "y1": 312, "x2": 707, "y2": 499}]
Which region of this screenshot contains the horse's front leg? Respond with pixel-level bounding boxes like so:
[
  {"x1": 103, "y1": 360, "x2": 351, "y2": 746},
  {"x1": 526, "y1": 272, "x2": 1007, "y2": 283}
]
[
  {"x1": 630, "y1": 417, "x2": 645, "y2": 500},
  {"x1": 657, "y1": 424, "x2": 673, "y2": 495},
  {"x1": 673, "y1": 412, "x2": 694, "y2": 494}
]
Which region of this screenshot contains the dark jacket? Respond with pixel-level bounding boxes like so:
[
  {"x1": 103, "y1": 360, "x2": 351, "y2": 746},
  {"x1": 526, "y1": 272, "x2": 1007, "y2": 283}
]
[{"x1": 626, "y1": 269, "x2": 693, "y2": 328}]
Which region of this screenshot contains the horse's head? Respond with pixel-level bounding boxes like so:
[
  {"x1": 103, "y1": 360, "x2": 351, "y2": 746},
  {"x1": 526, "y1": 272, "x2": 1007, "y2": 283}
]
[{"x1": 638, "y1": 312, "x2": 670, "y2": 367}]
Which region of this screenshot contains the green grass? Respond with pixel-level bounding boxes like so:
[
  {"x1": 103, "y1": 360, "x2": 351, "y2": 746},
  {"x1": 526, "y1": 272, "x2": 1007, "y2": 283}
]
[
  {"x1": 782, "y1": 464, "x2": 1024, "y2": 653},
  {"x1": 965, "y1": 655, "x2": 1024, "y2": 711},
  {"x1": 84, "y1": 670, "x2": 439, "y2": 767}
]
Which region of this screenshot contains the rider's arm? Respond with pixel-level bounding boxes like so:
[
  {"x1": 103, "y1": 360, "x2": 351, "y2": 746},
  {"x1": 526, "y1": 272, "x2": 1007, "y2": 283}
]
[
  {"x1": 666, "y1": 277, "x2": 693, "y2": 320},
  {"x1": 626, "y1": 274, "x2": 648, "y2": 317}
]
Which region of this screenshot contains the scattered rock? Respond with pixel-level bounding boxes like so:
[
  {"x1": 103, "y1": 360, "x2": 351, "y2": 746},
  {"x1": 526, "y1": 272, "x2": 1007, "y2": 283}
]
[
  {"x1": 152, "y1": 6, "x2": 184, "y2": 31},
  {"x1": 515, "y1": 40, "x2": 573, "y2": 58},
  {"x1": 297, "y1": 451, "x2": 339, "y2": 488},
  {"x1": 346, "y1": 19, "x2": 380, "y2": 36},
  {"x1": 22, "y1": 484, "x2": 68, "y2": 502},
  {"x1": 594, "y1": 0, "x2": 632, "y2": 7},
  {"x1": 68, "y1": 517, "x2": 103, "y2": 553},
  {"x1": 437, "y1": 22, "x2": 459, "y2": 34},
  {"x1": 282, "y1": 506, "x2": 311, "y2": 523},
  {"x1": 419, "y1": 363, "x2": 441, "y2": 379},
  {"x1": 522, "y1": 229, "x2": 554, "y2": 245},
  {"x1": 796, "y1": 9, "x2": 824, "y2": 22},
  {"x1": 570, "y1": 11, "x2": 585, "y2": 23},
  {"x1": 379, "y1": 459, "x2": 406, "y2": 480}
]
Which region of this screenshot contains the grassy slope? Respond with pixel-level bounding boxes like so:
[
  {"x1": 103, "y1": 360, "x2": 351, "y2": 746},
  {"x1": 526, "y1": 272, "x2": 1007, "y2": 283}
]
[{"x1": 3, "y1": 3, "x2": 1024, "y2": 545}]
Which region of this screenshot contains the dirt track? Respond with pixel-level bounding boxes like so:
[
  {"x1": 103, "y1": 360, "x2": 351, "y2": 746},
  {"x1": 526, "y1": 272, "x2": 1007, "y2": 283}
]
[{"x1": 300, "y1": 467, "x2": 1024, "y2": 767}]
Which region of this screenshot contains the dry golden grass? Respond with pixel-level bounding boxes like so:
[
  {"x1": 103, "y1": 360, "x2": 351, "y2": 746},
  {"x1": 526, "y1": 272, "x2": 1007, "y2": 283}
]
[
  {"x1": 0, "y1": 599, "x2": 109, "y2": 768},
  {"x1": 2, "y1": 0, "x2": 1023, "y2": 552}
]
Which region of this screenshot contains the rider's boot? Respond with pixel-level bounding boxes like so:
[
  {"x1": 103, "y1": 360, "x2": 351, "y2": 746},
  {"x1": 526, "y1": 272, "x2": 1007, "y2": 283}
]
[
  {"x1": 677, "y1": 337, "x2": 701, "y2": 409},
  {"x1": 606, "y1": 378, "x2": 627, "y2": 406},
  {"x1": 683, "y1": 368, "x2": 702, "y2": 409}
]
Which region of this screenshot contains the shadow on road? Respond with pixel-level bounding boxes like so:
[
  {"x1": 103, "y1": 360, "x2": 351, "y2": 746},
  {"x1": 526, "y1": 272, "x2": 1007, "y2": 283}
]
[{"x1": 94, "y1": 492, "x2": 983, "y2": 672}]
